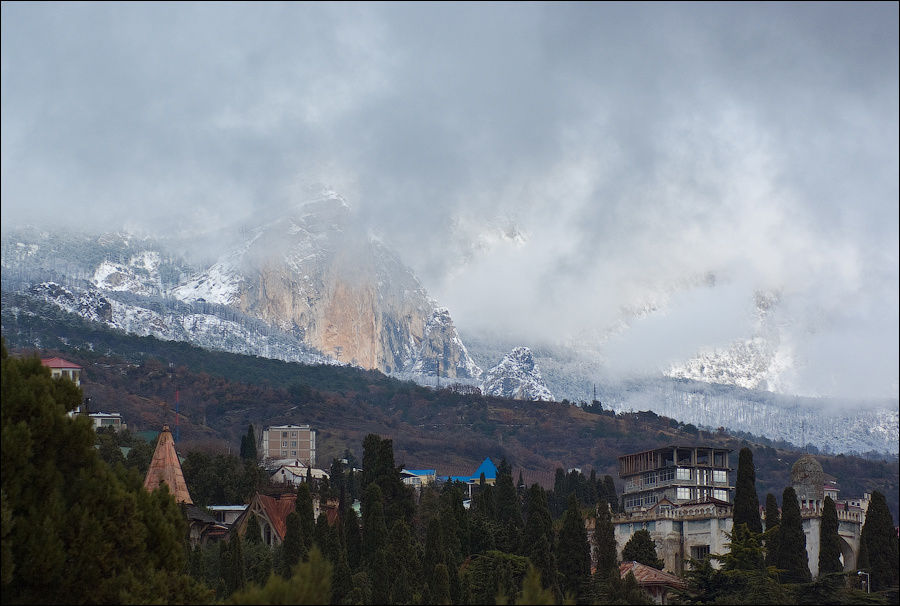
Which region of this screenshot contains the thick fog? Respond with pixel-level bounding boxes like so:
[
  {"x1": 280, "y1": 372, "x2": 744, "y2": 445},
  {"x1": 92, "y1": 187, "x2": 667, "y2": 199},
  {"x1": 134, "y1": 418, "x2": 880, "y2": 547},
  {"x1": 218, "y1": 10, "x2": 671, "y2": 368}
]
[{"x1": 2, "y1": 3, "x2": 897, "y2": 398}]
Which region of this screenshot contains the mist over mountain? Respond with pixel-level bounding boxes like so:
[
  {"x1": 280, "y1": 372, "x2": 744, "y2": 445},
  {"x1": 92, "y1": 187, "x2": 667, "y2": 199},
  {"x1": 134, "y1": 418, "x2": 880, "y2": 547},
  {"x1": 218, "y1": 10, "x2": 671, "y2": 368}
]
[{"x1": 3, "y1": 187, "x2": 898, "y2": 457}]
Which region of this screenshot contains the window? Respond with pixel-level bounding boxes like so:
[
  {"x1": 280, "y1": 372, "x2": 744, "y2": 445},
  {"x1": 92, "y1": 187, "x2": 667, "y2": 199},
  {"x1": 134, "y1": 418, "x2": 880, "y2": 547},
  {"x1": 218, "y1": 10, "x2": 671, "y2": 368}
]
[
  {"x1": 291, "y1": 441, "x2": 297, "y2": 447},
  {"x1": 713, "y1": 470, "x2": 727, "y2": 483},
  {"x1": 291, "y1": 450, "x2": 297, "y2": 456},
  {"x1": 714, "y1": 489, "x2": 728, "y2": 501},
  {"x1": 659, "y1": 468, "x2": 675, "y2": 482},
  {"x1": 282, "y1": 431, "x2": 288, "y2": 438},
  {"x1": 677, "y1": 487, "x2": 692, "y2": 500},
  {"x1": 677, "y1": 468, "x2": 691, "y2": 480},
  {"x1": 690, "y1": 545, "x2": 710, "y2": 560},
  {"x1": 292, "y1": 431, "x2": 298, "y2": 438},
  {"x1": 282, "y1": 441, "x2": 288, "y2": 448}
]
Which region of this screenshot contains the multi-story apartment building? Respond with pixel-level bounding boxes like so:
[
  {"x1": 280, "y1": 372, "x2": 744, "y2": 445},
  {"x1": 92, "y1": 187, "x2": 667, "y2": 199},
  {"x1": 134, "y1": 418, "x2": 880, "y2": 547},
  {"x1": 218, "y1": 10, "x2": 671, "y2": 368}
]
[
  {"x1": 261, "y1": 424, "x2": 316, "y2": 466},
  {"x1": 619, "y1": 445, "x2": 733, "y2": 512}
]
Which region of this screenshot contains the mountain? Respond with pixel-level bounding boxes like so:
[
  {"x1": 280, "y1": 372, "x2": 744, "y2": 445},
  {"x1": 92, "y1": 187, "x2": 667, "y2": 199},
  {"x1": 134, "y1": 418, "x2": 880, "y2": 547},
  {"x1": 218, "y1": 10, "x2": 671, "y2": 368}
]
[
  {"x1": 481, "y1": 346, "x2": 554, "y2": 401},
  {"x1": 0, "y1": 192, "x2": 480, "y2": 382}
]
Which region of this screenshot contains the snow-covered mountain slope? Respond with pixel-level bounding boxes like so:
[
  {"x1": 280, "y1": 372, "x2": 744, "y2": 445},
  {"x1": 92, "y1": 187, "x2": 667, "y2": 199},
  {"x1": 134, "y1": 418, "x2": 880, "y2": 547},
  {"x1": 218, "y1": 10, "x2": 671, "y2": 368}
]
[
  {"x1": 481, "y1": 346, "x2": 554, "y2": 401},
  {"x1": 0, "y1": 192, "x2": 481, "y2": 381}
]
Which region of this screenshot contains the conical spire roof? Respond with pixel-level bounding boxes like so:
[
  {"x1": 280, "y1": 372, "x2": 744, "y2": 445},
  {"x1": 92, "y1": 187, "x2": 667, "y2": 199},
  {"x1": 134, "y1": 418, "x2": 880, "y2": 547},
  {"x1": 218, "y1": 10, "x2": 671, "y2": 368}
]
[{"x1": 143, "y1": 425, "x2": 193, "y2": 504}]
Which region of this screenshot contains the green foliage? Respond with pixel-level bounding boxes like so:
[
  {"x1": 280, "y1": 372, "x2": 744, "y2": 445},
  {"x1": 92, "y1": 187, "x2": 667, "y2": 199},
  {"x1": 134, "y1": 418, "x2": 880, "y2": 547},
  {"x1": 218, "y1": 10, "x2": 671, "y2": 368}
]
[
  {"x1": 593, "y1": 499, "x2": 618, "y2": 579},
  {"x1": 426, "y1": 563, "x2": 452, "y2": 605},
  {"x1": 763, "y1": 492, "x2": 781, "y2": 568},
  {"x1": 557, "y1": 494, "x2": 592, "y2": 603},
  {"x1": 515, "y1": 565, "x2": 558, "y2": 605},
  {"x1": 776, "y1": 487, "x2": 811, "y2": 584},
  {"x1": 523, "y1": 484, "x2": 558, "y2": 595},
  {"x1": 622, "y1": 529, "x2": 663, "y2": 570},
  {"x1": 295, "y1": 483, "x2": 315, "y2": 552},
  {"x1": 720, "y1": 524, "x2": 766, "y2": 572},
  {"x1": 462, "y1": 550, "x2": 530, "y2": 605},
  {"x1": 228, "y1": 546, "x2": 332, "y2": 605},
  {"x1": 858, "y1": 490, "x2": 899, "y2": 591},
  {"x1": 181, "y1": 450, "x2": 266, "y2": 506},
  {"x1": 818, "y1": 496, "x2": 843, "y2": 576},
  {"x1": 281, "y1": 512, "x2": 306, "y2": 575},
  {"x1": 681, "y1": 554, "x2": 793, "y2": 605},
  {"x1": 240, "y1": 424, "x2": 257, "y2": 462},
  {"x1": 734, "y1": 447, "x2": 763, "y2": 534},
  {"x1": 0, "y1": 342, "x2": 211, "y2": 604}
]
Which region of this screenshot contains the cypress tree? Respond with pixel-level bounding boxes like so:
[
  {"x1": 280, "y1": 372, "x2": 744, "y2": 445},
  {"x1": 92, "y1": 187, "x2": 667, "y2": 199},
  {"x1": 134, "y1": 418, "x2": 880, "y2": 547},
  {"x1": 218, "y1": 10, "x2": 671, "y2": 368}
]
[
  {"x1": 296, "y1": 482, "x2": 315, "y2": 552},
  {"x1": 593, "y1": 499, "x2": 619, "y2": 577},
  {"x1": 387, "y1": 519, "x2": 417, "y2": 605},
  {"x1": 818, "y1": 496, "x2": 842, "y2": 575},
  {"x1": 858, "y1": 490, "x2": 899, "y2": 590},
  {"x1": 495, "y1": 458, "x2": 524, "y2": 553},
  {"x1": 282, "y1": 511, "x2": 306, "y2": 575},
  {"x1": 522, "y1": 484, "x2": 557, "y2": 593},
  {"x1": 622, "y1": 529, "x2": 664, "y2": 570},
  {"x1": 426, "y1": 563, "x2": 452, "y2": 606},
  {"x1": 603, "y1": 476, "x2": 618, "y2": 513},
  {"x1": 361, "y1": 483, "x2": 388, "y2": 569},
  {"x1": 239, "y1": 425, "x2": 257, "y2": 462},
  {"x1": 776, "y1": 487, "x2": 810, "y2": 583},
  {"x1": 733, "y1": 447, "x2": 762, "y2": 533},
  {"x1": 763, "y1": 493, "x2": 780, "y2": 568},
  {"x1": 557, "y1": 494, "x2": 591, "y2": 604}
]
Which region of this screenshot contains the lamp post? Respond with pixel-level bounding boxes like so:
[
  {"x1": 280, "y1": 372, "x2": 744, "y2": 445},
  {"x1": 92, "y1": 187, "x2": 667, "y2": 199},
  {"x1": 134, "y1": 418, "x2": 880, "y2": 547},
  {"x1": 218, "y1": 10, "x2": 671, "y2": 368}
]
[{"x1": 857, "y1": 571, "x2": 870, "y2": 594}]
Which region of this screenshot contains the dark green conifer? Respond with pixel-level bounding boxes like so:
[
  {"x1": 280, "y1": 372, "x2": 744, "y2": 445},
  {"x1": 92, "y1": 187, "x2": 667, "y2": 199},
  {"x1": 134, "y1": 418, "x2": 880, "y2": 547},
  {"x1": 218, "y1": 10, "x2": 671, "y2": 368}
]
[
  {"x1": 282, "y1": 511, "x2": 306, "y2": 575},
  {"x1": 776, "y1": 486, "x2": 811, "y2": 583},
  {"x1": 622, "y1": 529, "x2": 664, "y2": 570},
  {"x1": 239, "y1": 425, "x2": 257, "y2": 462},
  {"x1": 593, "y1": 499, "x2": 619, "y2": 577},
  {"x1": 818, "y1": 496, "x2": 842, "y2": 575},
  {"x1": 522, "y1": 484, "x2": 557, "y2": 593},
  {"x1": 557, "y1": 494, "x2": 591, "y2": 603},
  {"x1": 426, "y1": 563, "x2": 452, "y2": 606},
  {"x1": 733, "y1": 447, "x2": 762, "y2": 533},
  {"x1": 295, "y1": 482, "x2": 315, "y2": 552},
  {"x1": 603, "y1": 475, "x2": 618, "y2": 513},
  {"x1": 858, "y1": 490, "x2": 899, "y2": 590},
  {"x1": 244, "y1": 513, "x2": 262, "y2": 545},
  {"x1": 361, "y1": 483, "x2": 388, "y2": 568},
  {"x1": 763, "y1": 492, "x2": 780, "y2": 568}
]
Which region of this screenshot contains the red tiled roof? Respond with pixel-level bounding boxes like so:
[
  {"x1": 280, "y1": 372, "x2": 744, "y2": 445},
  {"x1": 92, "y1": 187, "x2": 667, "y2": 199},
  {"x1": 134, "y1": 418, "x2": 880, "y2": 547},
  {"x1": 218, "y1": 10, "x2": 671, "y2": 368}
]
[
  {"x1": 256, "y1": 493, "x2": 298, "y2": 542},
  {"x1": 620, "y1": 561, "x2": 687, "y2": 589},
  {"x1": 40, "y1": 357, "x2": 82, "y2": 369}
]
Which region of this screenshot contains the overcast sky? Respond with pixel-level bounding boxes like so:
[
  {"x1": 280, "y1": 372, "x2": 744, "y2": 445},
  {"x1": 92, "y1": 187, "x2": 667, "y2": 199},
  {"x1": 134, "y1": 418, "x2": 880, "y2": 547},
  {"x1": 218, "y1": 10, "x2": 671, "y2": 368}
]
[{"x1": 2, "y1": 2, "x2": 897, "y2": 399}]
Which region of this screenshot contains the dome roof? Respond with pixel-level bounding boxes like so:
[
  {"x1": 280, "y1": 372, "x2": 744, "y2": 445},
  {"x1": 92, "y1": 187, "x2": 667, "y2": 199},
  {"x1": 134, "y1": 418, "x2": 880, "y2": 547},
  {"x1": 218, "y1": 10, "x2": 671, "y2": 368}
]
[{"x1": 791, "y1": 454, "x2": 824, "y2": 497}]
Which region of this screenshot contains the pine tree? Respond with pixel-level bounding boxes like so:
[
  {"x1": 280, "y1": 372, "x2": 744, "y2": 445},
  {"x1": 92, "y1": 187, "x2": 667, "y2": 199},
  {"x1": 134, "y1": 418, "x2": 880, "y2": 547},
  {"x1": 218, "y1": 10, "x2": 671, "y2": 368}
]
[
  {"x1": 622, "y1": 529, "x2": 664, "y2": 570},
  {"x1": 0, "y1": 343, "x2": 211, "y2": 604},
  {"x1": 818, "y1": 496, "x2": 842, "y2": 575},
  {"x1": 763, "y1": 492, "x2": 780, "y2": 568},
  {"x1": 776, "y1": 486, "x2": 810, "y2": 584},
  {"x1": 557, "y1": 494, "x2": 591, "y2": 603},
  {"x1": 733, "y1": 447, "x2": 762, "y2": 533},
  {"x1": 603, "y1": 475, "x2": 619, "y2": 513},
  {"x1": 858, "y1": 490, "x2": 899, "y2": 590}
]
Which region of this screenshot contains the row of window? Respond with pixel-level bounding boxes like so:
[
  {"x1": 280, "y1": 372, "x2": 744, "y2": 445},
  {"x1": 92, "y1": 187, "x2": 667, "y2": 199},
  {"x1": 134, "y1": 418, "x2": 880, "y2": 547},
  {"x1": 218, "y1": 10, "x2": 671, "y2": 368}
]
[{"x1": 628, "y1": 468, "x2": 728, "y2": 490}]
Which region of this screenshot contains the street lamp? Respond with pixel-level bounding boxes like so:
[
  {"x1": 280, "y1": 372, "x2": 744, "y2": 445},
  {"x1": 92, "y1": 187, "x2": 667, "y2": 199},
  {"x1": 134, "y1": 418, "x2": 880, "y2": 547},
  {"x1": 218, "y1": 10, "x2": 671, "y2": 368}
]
[{"x1": 857, "y1": 571, "x2": 870, "y2": 594}]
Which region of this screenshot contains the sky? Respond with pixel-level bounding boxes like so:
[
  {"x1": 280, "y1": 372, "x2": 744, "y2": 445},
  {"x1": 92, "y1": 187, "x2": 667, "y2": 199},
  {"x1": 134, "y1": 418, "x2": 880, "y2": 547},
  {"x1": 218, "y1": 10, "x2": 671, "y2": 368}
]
[{"x1": 2, "y1": 2, "x2": 898, "y2": 399}]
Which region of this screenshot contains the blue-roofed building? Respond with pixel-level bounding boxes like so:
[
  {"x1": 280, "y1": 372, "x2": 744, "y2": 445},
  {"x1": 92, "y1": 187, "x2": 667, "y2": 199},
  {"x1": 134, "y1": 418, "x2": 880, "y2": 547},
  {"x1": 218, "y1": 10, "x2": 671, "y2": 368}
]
[
  {"x1": 401, "y1": 468, "x2": 437, "y2": 489},
  {"x1": 444, "y1": 457, "x2": 498, "y2": 485}
]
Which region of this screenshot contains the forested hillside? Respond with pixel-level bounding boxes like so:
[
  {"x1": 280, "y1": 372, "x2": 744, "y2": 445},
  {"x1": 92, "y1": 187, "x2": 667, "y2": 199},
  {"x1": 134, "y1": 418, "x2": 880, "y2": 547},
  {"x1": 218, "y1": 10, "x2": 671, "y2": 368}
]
[{"x1": 3, "y1": 294, "x2": 897, "y2": 521}]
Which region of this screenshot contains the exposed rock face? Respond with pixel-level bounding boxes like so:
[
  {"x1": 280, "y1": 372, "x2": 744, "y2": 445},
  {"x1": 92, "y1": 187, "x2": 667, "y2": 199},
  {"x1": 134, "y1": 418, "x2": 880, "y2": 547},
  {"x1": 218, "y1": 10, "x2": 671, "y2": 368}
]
[{"x1": 481, "y1": 346, "x2": 554, "y2": 401}]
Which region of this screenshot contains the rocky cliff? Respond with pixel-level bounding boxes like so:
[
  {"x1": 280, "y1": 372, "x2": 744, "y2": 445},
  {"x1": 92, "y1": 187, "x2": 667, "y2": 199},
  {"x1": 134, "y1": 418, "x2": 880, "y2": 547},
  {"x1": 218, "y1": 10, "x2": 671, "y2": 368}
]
[{"x1": 481, "y1": 346, "x2": 554, "y2": 401}]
